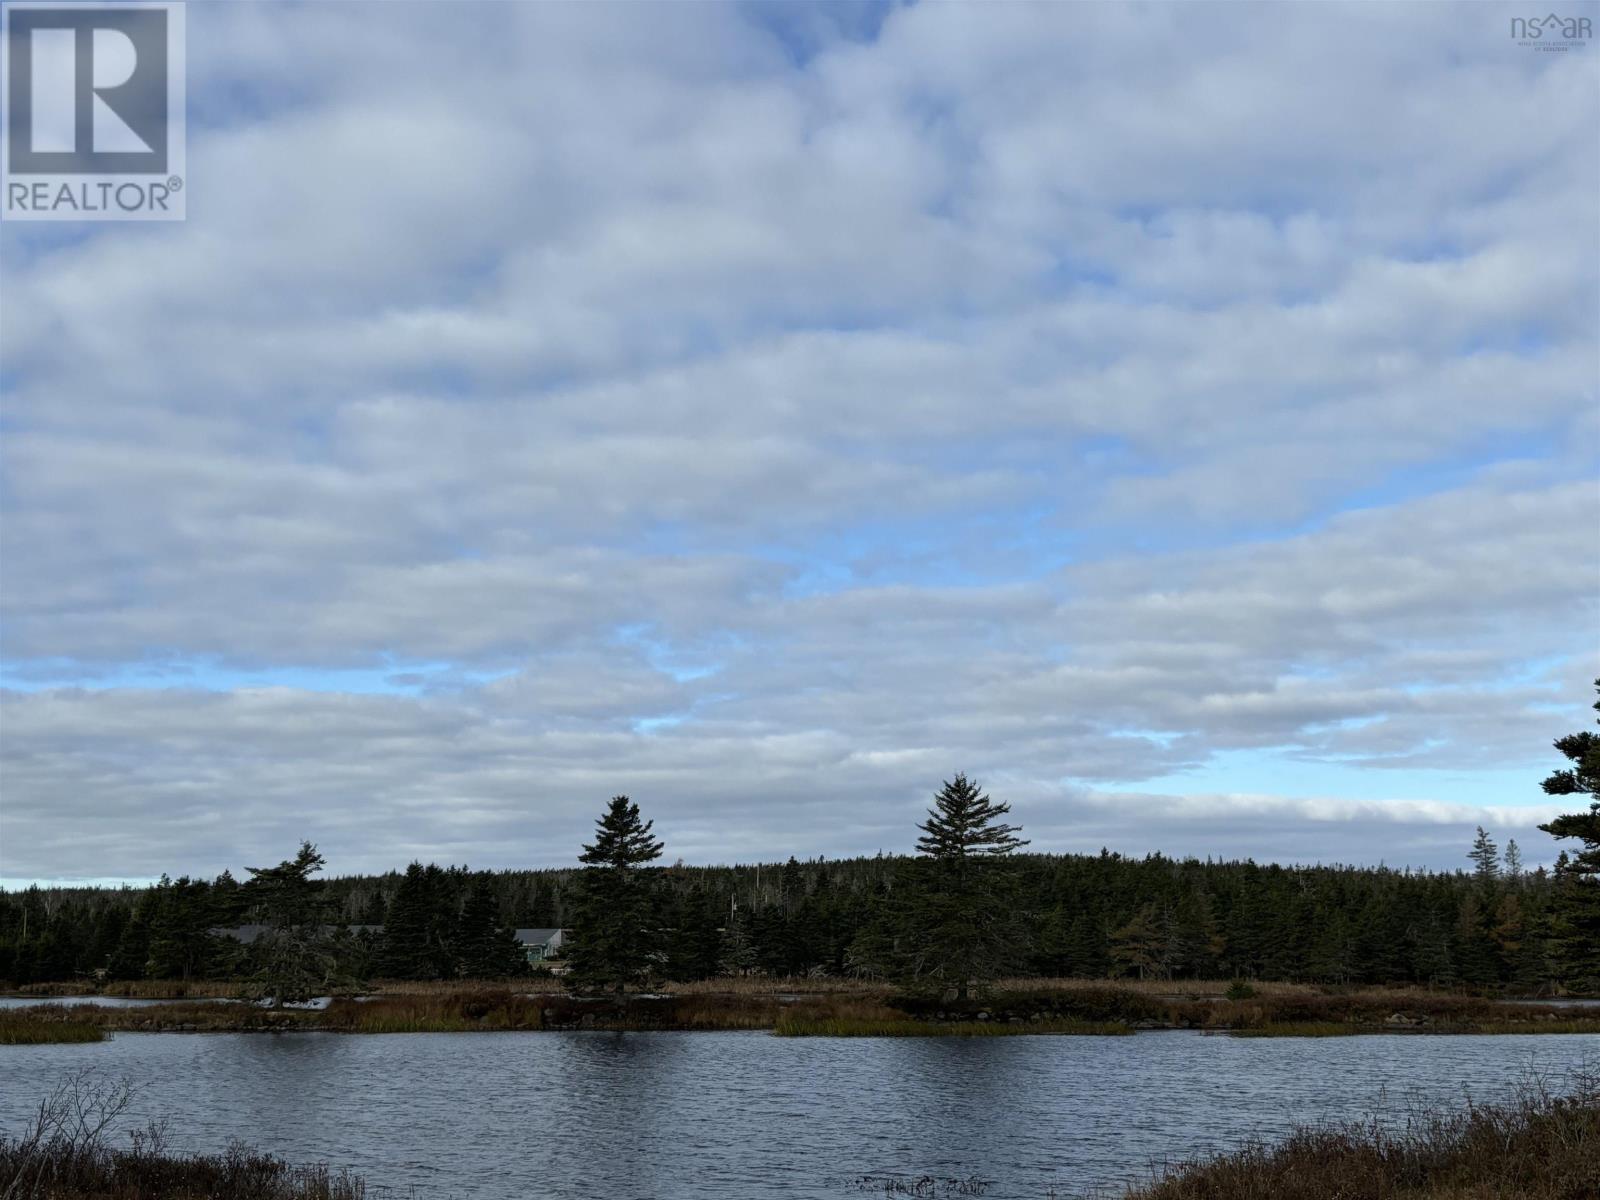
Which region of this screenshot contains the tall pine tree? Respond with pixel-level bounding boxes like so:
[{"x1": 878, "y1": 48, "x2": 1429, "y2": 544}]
[
  {"x1": 455, "y1": 874, "x2": 527, "y2": 978},
  {"x1": 566, "y1": 796, "x2": 666, "y2": 994},
  {"x1": 243, "y1": 842, "x2": 345, "y2": 1005},
  {"x1": 1468, "y1": 827, "x2": 1500, "y2": 883},
  {"x1": 1540, "y1": 681, "x2": 1600, "y2": 987},
  {"x1": 899, "y1": 774, "x2": 1029, "y2": 1000}
]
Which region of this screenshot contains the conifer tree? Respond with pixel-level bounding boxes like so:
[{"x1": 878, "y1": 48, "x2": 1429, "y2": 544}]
[
  {"x1": 899, "y1": 774, "x2": 1029, "y2": 999},
  {"x1": 566, "y1": 796, "x2": 666, "y2": 994},
  {"x1": 1066, "y1": 913, "x2": 1110, "y2": 978},
  {"x1": 914, "y1": 774, "x2": 1028, "y2": 860},
  {"x1": 1503, "y1": 840, "x2": 1523, "y2": 881},
  {"x1": 379, "y1": 863, "x2": 434, "y2": 979},
  {"x1": 1539, "y1": 681, "x2": 1600, "y2": 986},
  {"x1": 146, "y1": 876, "x2": 218, "y2": 981},
  {"x1": 455, "y1": 874, "x2": 526, "y2": 978},
  {"x1": 717, "y1": 907, "x2": 758, "y2": 976},
  {"x1": 242, "y1": 842, "x2": 346, "y2": 1005},
  {"x1": 1468, "y1": 827, "x2": 1500, "y2": 883},
  {"x1": 109, "y1": 892, "x2": 156, "y2": 980},
  {"x1": 1110, "y1": 903, "x2": 1163, "y2": 980}
]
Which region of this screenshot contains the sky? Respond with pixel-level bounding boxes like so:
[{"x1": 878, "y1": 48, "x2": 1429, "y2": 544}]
[{"x1": 0, "y1": 1, "x2": 1597, "y2": 885}]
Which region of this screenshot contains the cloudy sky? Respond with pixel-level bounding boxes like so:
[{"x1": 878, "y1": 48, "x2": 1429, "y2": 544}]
[{"x1": 1, "y1": 2, "x2": 1597, "y2": 885}]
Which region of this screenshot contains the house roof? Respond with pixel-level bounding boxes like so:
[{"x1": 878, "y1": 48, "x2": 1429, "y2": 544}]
[{"x1": 513, "y1": 928, "x2": 563, "y2": 945}]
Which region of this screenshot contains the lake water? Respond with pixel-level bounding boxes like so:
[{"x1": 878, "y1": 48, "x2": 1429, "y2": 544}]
[{"x1": 0, "y1": 1031, "x2": 1594, "y2": 1199}]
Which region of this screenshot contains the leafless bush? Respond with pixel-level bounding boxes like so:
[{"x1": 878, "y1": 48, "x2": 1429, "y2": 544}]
[{"x1": 0, "y1": 1072, "x2": 373, "y2": 1199}]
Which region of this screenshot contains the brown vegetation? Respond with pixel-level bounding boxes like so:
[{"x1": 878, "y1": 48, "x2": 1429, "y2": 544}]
[
  {"x1": 0, "y1": 1071, "x2": 370, "y2": 1199},
  {"x1": 889, "y1": 984, "x2": 1600, "y2": 1036},
  {"x1": 0, "y1": 1013, "x2": 105, "y2": 1044},
  {"x1": 13, "y1": 978, "x2": 247, "y2": 999},
  {"x1": 1116, "y1": 1068, "x2": 1600, "y2": 1199},
  {"x1": 2, "y1": 980, "x2": 1595, "y2": 1038}
]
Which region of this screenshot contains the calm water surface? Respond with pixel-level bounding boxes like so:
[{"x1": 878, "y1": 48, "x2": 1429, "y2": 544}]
[{"x1": 0, "y1": 1031, "x2": 1593, "y2": 1199}]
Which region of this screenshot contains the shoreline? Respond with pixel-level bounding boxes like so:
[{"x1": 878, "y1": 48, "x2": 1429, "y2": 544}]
[{"x1": 5, "y1": 980, "x2": 1600, "y2": 1040}]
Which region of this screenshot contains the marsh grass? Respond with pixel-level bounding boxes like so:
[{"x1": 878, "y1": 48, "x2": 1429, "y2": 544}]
[
  {"x1": 1440, "y1": 1018, "x2": 1600, "y2": 1036},
  {"x1": 11, "y1": 979, "x2": 247, "y2": 1000},
  {"x1": 1235, "y1": 1018, "x2": 1600, "y2": 1037},
  {"x1": 1, "y1": 982, "x2": 1589, "y2": 1038},
  {"x1": 0, "y1": 1015, "x2": 106, "y2": 1044},
  {"x1": 1115, "y1": 1066, "x2": 1600, "y2": 1200},
  {"x1": 0, "y1": 1070, "x2": 374, "y2": 1199}
]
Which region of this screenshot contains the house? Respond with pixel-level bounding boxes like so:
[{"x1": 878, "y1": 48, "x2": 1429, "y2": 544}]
[{"x1": 514, "y1": 928, "x2": 566, "y2": 967}]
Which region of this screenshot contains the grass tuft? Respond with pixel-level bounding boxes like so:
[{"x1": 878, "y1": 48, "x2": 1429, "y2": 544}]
[
  {"x1": 1117, "y1": 1067, "x2": 1600, "y2": 1199},
  {"x1": 0, "y1": 1015, "x2": 106, "y2": 1045}
]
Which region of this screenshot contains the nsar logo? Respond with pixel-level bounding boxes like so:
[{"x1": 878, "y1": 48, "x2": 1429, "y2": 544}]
[{"x1": 1510, "y1": 12, "x2": 1593, "y2": 50}]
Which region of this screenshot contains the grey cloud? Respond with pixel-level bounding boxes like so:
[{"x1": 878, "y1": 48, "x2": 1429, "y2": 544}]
[{"x1": 0, "y1": 2, "x2": 1594, "y2": 881}]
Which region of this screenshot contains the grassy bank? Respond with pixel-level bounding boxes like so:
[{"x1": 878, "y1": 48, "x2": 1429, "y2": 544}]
[
  {"x1": 3, "y1": 981, "x2": 1596, "y2": 1038},
  {"x1": 886, "y1": 984, "x2": 1600, "y2": 1037},
  {"x1": 11, "y1": 978, "x2": 247, "y2": 999},
  {"x1": 1117, "y1": 1071, "x2": 1600, "y2": 1199},
  {"x1": 0, "y1": 1014, "x2": 106, "y2": 1044}
]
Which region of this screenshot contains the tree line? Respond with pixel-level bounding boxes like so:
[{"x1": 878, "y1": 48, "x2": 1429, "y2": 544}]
[{"x1": 2, "y1": 686, "x2": 1596, "y2": 997}]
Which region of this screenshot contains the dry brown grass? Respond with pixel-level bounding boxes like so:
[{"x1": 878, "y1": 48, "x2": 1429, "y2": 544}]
[
  {"x1": 990, "y1": 977, "x2": 1320, "y2": 999},
  {"x1": 661, "y1": 975, "x2": 895, "y2": 995},
  {"x1": 2, "y1": 982, "x2": 1589, "y2": 1038},
  {"x1": 1116, "y1": 1068, "x2": 1600, "y2": 1199},
  {"x1": 366, "y1": 975, "x2": 567, "y2": 995},
  {"x1": 9, "y1": 979, "x2": 248, "y2": 1000},
  {"x1": 0, "y1": 1014, "x2": 106, "y2": 1044},
  {"x1": 0, "y1": 1071, "x2": 368, "y2": 1199}
]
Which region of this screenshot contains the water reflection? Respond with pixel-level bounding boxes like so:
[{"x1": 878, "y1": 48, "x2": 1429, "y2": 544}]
[{"x1": 0, "y1": 1031, "x2": 1591, "y2": 1199}]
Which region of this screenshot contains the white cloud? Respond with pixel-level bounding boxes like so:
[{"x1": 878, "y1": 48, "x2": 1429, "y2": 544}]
[{"x1": 0, "y1": 2, "x2": 1594, "y2": 880}]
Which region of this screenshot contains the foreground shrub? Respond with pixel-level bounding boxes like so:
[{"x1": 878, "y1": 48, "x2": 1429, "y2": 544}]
[
  {"x1": 1121, "y1": 1067, "x2": 1600, "y2": 1199},
  {"x1": 0, "y1": 1070, "x2": 370, "y2": 1199}
]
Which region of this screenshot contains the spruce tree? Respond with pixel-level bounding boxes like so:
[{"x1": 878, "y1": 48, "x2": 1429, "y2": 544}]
[
  {"x1": 914, "y1": 774, "x2": 1027, "y2": 860},
  {"x1": 1503, "y1": 840, "x2": 1524, "y2": 881},
  {"x1": 1538, "y1": 681, "x2": 1600, "y2": 987},
  {"x1": 379, "y1": 863, "x2": 433, "y2": 979},
  {"x1": 146, "y1": 876, "x2": 218, "y2": 981},
  {"x1": 1468, "y1": 827, "x2": 1500, "y2": 883},
  {"x1": 717, "y1": 908, "x2": 758, "y2": 976},
  {"x1": 456, "y1": 874, "x2": 526, "y2": 978},
  {"x1": 566, "y1": 796, "x2": 666, "y2": 994},
  {"x1": 1110, "y1": 903, "x2": 1163, "y2": 980},
  {"x1": 899, "y1": 774, "x2": 1029, "y2": 1000},
  {"x1": 109, "y1": 893, "x2": 156, "y2": 980},
  {"x1": 242, "y1": 842, "x2": 342, "y2": 1006}
]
